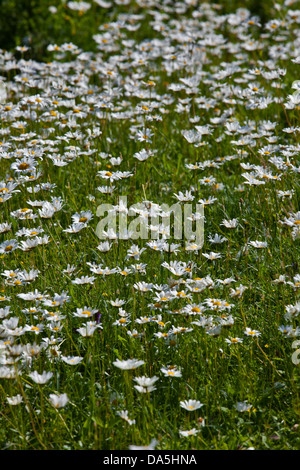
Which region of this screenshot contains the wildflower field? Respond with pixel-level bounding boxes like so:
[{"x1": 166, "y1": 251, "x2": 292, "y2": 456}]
[{"x1": 0, "y1": 0, "x2": 300, "y2": 451}]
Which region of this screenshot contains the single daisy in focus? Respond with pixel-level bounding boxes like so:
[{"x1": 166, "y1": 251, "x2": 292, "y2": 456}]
[
  {"x1": 161, "y1": 365, "x2": 182, "y2": 378},
  {"x1": 244, "y1": 327, "x2": 261, "y2": 337},
  {"x1": 49, "y1": 393, "x2": 69, "y2": 409},
  {"x1": 61, "y1": 356, "x2": 84, "y2": 365},
  {"x1": 7, "y1": 394, "x2": 23, "y2": 405},
  {"x1": 133, "y1": 375, "x2": 159, "y2": 393},
  {"x1": 29, "y1": 370, "x2": 53, "y2": 384},
  {"x1": 180, "y1": 399, "x2": 204, "y2": 411},
  {"x1": 71, "y1": 210, "x2": 93, "y2": 225}
]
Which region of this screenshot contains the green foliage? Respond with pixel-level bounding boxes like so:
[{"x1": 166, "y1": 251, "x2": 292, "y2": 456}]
[
  {"x1": 0, "y1": 0, "x2": 276, "y2": 60},
  {"x1": 0, "y1": 0, "x2": 109, "y2": 59}
]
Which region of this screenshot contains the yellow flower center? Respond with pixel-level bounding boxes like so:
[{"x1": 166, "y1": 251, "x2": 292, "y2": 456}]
[
  {"x1": 18, "y1": 162, "x2": 29, "y2": 170},
  {"x1": 191, "y1": 307, "x2": 201, "y2": 313}
]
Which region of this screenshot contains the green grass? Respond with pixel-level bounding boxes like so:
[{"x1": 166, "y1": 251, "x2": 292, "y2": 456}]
[{"x1": 0, "y1": 0, "x2": 299, "y2": 451}]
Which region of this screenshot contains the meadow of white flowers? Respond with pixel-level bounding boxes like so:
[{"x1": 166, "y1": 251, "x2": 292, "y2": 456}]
[{"x1": 0, "y1": 0, "x2": 299, "y2": 450}]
